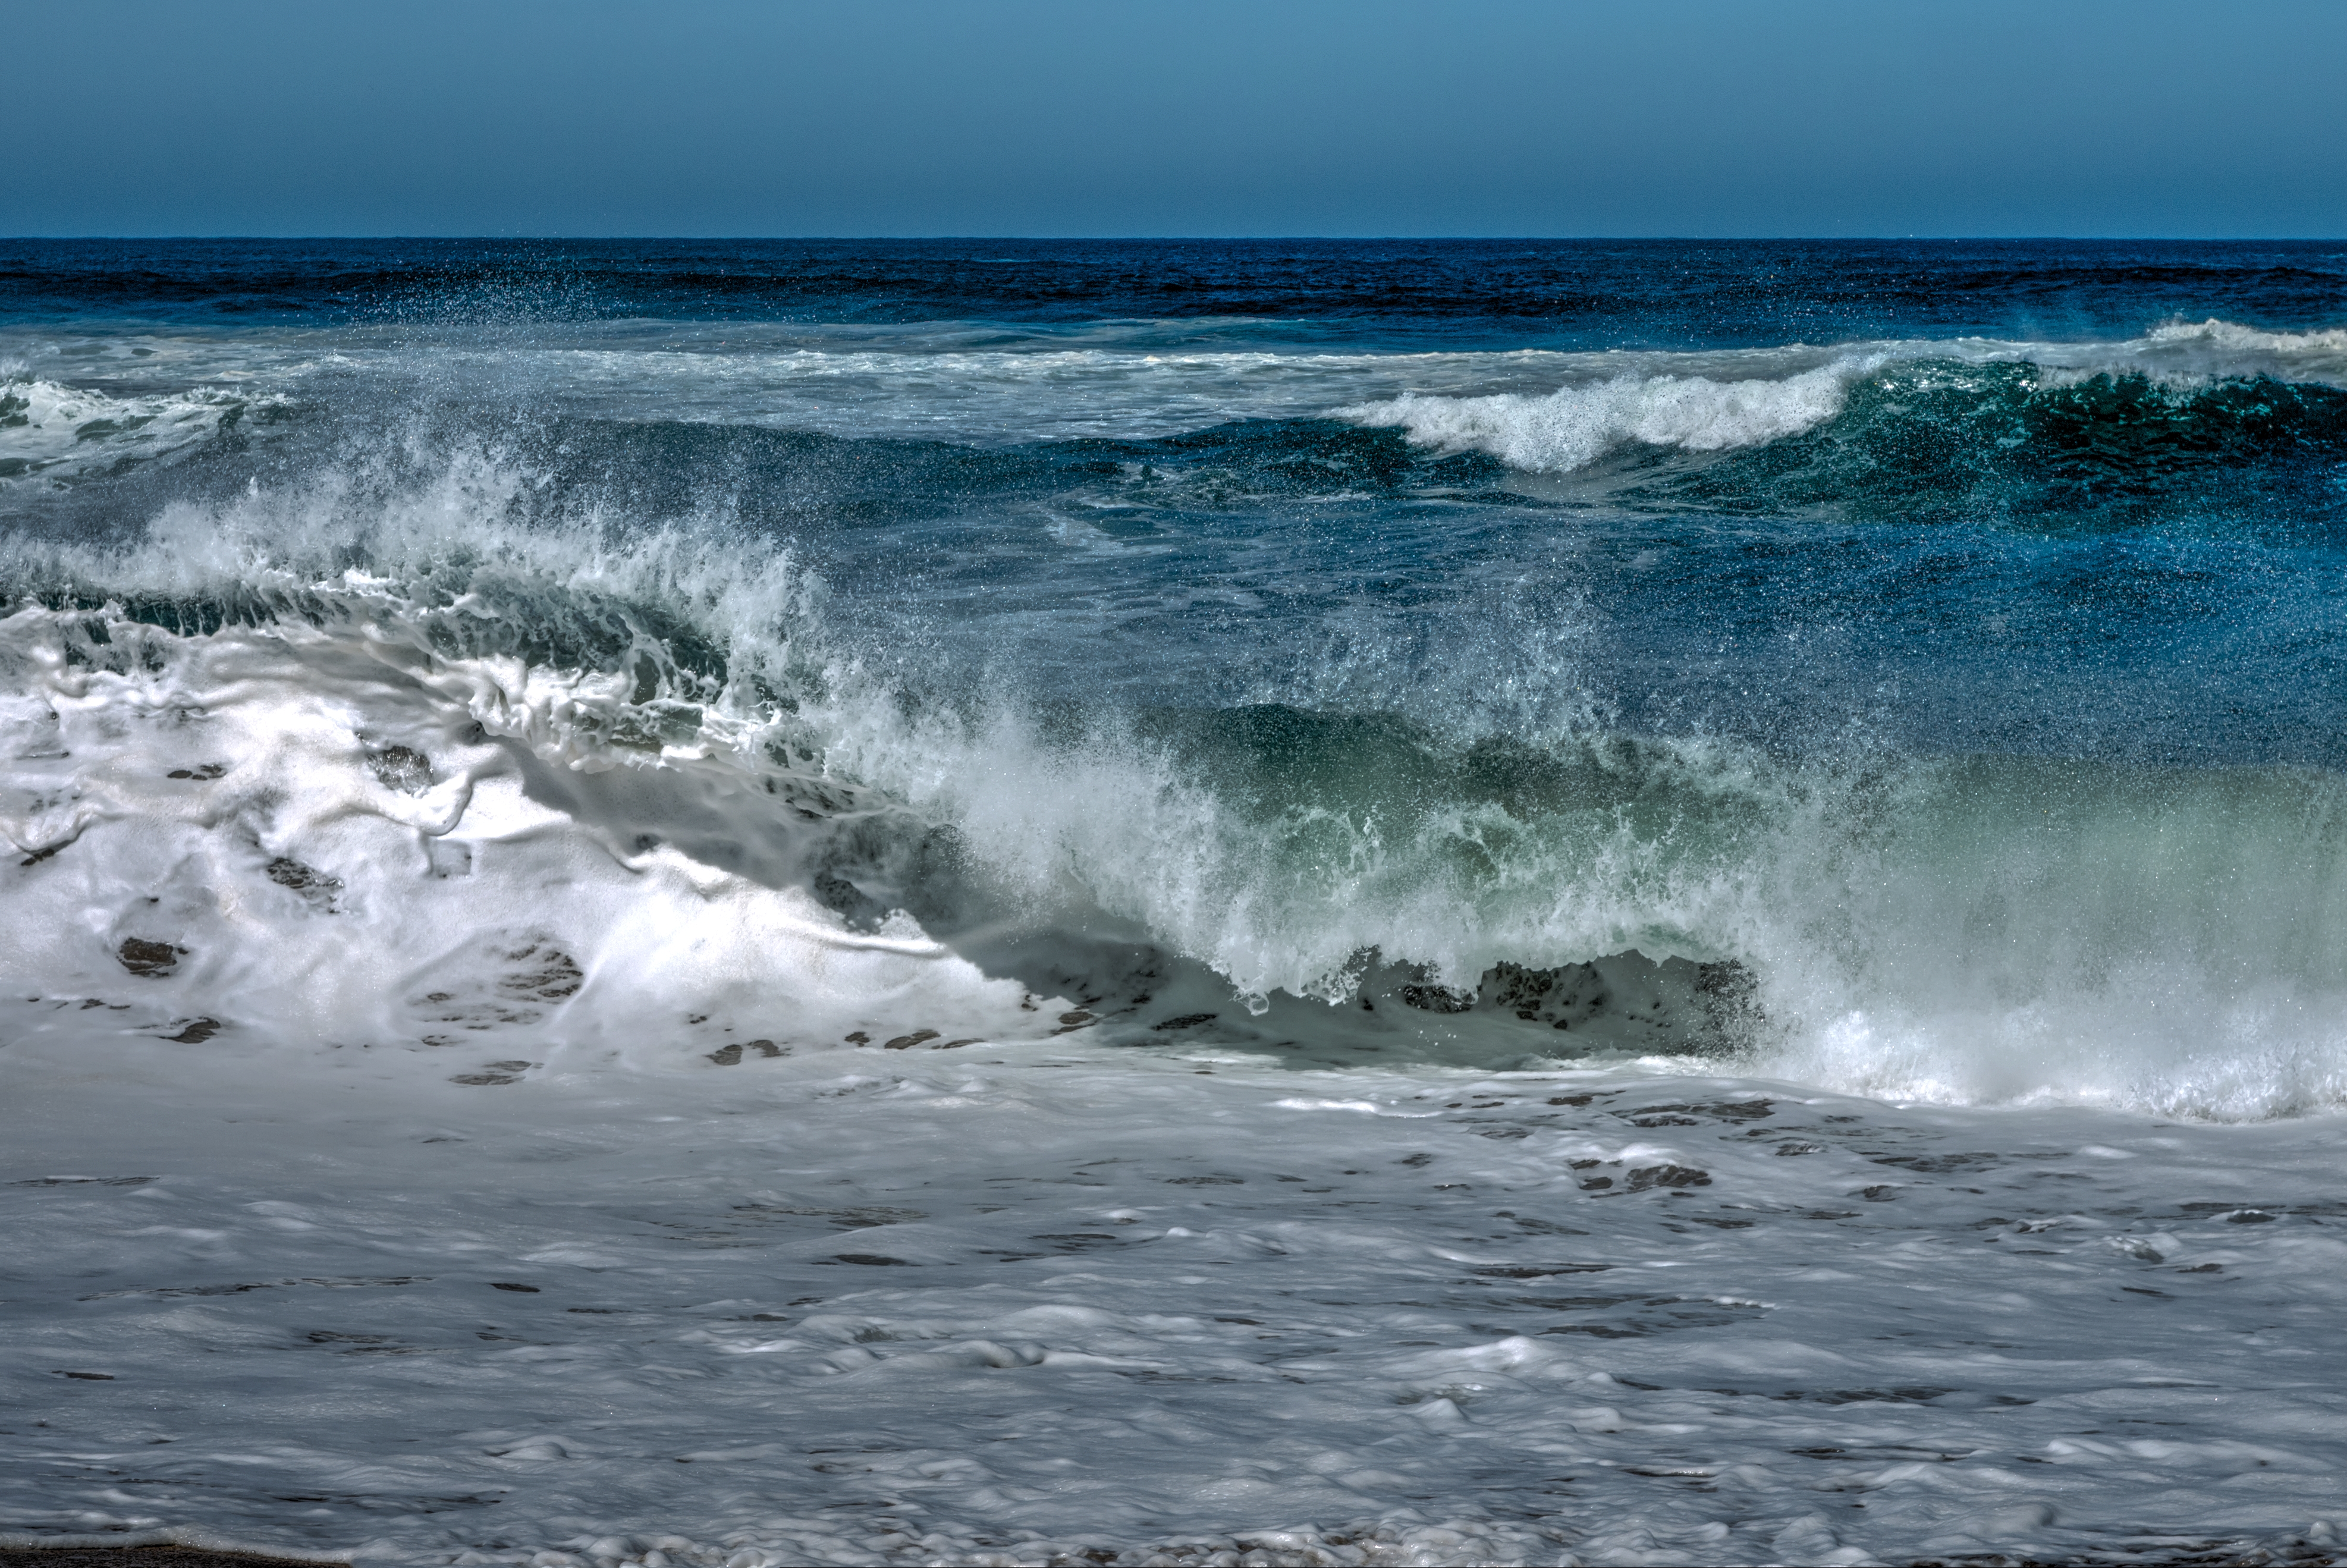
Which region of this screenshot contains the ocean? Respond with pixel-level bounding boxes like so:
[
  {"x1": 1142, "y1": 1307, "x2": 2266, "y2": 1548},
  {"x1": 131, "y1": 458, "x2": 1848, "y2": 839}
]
[{"x1": 4, "y1": 238, "x2": 2346, "y2": 1566}]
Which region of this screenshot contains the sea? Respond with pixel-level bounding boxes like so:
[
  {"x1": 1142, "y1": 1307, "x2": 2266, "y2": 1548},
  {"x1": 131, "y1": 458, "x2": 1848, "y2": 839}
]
[{"x1": 4, "y1": 238, "x2": 2346, "y2": 1566}]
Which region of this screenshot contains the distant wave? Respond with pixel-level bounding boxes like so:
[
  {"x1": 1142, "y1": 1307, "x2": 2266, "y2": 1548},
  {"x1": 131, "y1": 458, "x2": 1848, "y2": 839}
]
[
  {"x1": 9, "y1": 318, "x2": 2344, "y2": 478},
  {"x1": 1339, "y1": 319, "x2": 2347, "y2": 475},
  {"x1": 2142, "y1": 317, "x2": 2347, "y2": 357},
  {"x1": 1343, "y1": 360, "x2": 1868, "y2": 473}
]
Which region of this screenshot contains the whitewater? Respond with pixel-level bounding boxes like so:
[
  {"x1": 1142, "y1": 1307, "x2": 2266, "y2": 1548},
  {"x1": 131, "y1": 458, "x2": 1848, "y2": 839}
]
[{"x1": 5, "y1": 238, "x2": 2347, "y2": 1567}]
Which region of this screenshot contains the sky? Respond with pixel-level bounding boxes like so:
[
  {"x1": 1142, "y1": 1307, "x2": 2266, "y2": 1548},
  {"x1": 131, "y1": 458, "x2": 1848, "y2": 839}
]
[{"x1": 11, "y1": 0, "x2": 2345, "y2": 238}]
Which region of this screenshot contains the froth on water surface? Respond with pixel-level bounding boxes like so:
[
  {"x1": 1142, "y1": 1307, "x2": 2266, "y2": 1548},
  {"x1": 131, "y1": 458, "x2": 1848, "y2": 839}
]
[{"x1": 10, "y1": 1036, "x2": 2347, "y2": 1566}]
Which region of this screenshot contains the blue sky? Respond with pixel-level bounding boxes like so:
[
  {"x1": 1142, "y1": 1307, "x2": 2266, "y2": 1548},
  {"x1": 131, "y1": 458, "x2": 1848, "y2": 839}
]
[{"x1": 12, "y1": 0, "x2": 2344, "y2": 237}]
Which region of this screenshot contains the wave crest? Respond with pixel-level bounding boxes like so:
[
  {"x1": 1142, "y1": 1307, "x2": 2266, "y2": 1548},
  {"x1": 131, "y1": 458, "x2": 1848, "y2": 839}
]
[
  {"x1": 1338, "y1": 318, "x2": 2347, "y2": 482},
  {"x1": 1341, "y1": 360, "x2": 1870, "y2": 473}
]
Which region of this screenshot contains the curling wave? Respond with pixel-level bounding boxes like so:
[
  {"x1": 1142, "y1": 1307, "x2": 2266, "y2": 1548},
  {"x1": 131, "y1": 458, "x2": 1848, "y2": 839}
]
[{"x1": 5, "y1": 455, "x2": 2347, "y2": 1119}]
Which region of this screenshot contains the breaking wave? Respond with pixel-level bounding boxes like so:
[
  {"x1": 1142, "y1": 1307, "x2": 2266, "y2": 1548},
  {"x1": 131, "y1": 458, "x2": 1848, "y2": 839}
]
[
  {"x1": 1344, "y1": 361, "x2": 1867, "y2": 473},
  {"x1": 1338, "y1": 320, "x2": 2347, "y2": 494},
  {"x1": 6, "y1": 448, "x2": 2347, "y2": 1120}
]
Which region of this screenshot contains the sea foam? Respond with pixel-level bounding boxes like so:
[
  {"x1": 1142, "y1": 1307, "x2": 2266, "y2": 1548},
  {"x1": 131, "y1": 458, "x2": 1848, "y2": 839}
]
[
  {"x1": 1337, "y1": 319, "x2": 2347, "y2": 473},
  {"x1": 0, "y1": 368, "x2": 274, "y2": 483},
  {"x1": 1340, "y1": 360, "x2": 1871, "y2": 473}
]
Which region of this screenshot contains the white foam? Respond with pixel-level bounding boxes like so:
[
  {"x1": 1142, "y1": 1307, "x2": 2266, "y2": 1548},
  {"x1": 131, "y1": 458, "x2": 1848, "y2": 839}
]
[
  {"x1": 0, "y1": 577, "x2": 1042, "y2": 1070},
  {"x1": 4, "y1": 1040, "x2": 2345, "y2": 1565},
  {"x1": 0, "y1": 369, "x2": 275, "y2": 483},
  {"x1": 2013, "y1": 318, "x2": 2347, "y2": 393},
  {"x1": 1340, "y1": 360, "x2": 1873, "y2": 473},
  {"x1": 1337, "y1": 319, "x2": 2347, "y2": 473},
  {"x1": 2143, "y1": 316, "x2": 2347, "y2": 357}
]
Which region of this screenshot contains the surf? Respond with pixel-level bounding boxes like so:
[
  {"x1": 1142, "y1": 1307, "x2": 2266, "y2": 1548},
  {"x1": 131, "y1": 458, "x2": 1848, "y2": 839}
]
[{"x1": 9, "y1": 500, "x2": 2347, "y2": 1118}]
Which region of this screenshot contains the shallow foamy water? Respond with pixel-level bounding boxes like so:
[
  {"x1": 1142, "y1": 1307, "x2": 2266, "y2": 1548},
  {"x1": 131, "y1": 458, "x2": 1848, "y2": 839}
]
[{"x1": 7, "y1": 1035, "x2": 2347, "y2": 1567}]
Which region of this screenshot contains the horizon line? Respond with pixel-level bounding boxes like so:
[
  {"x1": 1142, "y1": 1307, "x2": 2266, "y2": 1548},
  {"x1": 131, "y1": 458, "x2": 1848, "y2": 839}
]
[{"x1": 7, "y1": 233, "x2": 2345, "y2": 245}]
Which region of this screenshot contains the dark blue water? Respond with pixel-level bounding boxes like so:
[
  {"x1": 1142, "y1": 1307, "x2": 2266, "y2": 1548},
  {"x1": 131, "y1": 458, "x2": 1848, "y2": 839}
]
[{"x1": 6, "y1": 236, "x2": 2343, "y2": 342}]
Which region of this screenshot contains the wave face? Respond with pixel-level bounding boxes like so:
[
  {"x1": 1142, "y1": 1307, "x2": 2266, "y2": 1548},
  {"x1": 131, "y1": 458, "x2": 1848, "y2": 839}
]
[{"x1": 5, "y1": 238, "x2": 2347, "y2": 1118}]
